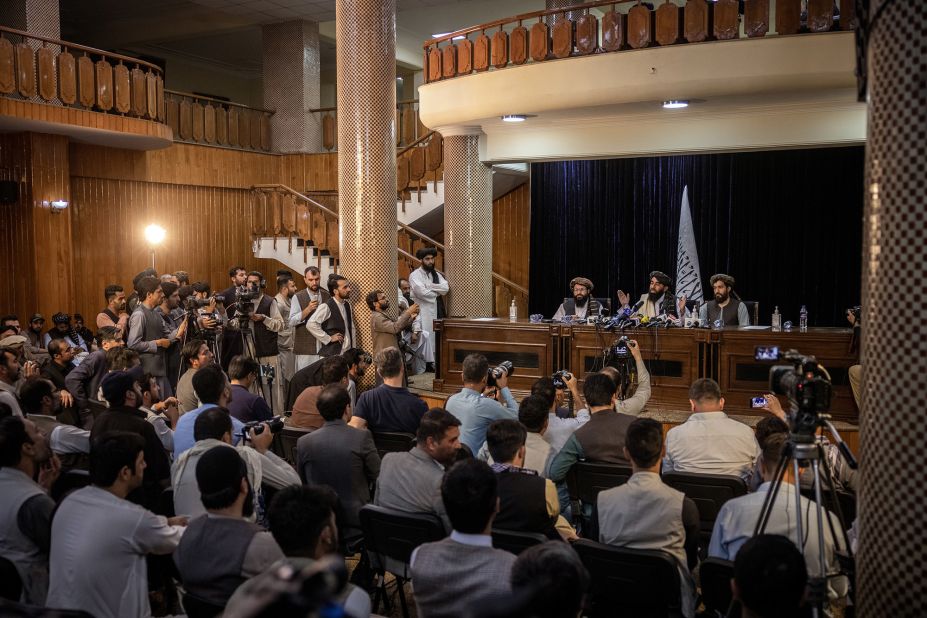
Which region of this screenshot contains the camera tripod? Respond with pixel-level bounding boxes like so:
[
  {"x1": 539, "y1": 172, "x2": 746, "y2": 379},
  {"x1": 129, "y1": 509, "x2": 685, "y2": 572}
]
[
  {"x1": 237, "y1": 321, "x2": 275, "y2": 413},
  {"x1": 175, "y1": 309, "x2": 223, "y2": 386}
]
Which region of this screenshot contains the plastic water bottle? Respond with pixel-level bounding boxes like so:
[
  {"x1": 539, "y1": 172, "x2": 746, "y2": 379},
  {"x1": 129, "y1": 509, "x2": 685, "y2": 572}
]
[
  {"x1": 799, "y1": 305, "x2": 808, "y2": 332},
  {"x1": 771, "y1": 306, "x2": 781, "y2": 331},
  {"x1": 509, "y1": 299, "x2": 517, "y2": 322}
]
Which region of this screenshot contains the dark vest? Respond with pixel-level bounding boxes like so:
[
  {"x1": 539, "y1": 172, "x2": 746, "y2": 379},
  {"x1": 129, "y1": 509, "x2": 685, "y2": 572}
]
[
  {"x1": 134, "y1": 305, "x2": 166, "y2": 377},
  {"x1": 293, "y1": 288, "x2": 330, "y2": 355},
  {"x1": 174, "y1": 515, "x2": 264, "y2": 606},
  {"x1": 318, "y1": 297, "x2": 347, "y2": 357},
  {"x1": 705, "y1": 298, "x2": 745, "y2": 326},
  {"x1": 494, "y1": 469, "x2": 560, "y2": 539},
  {"x1": 562, "y1": 298, "x2": 601, "y2": 317},
  {"x1": 573, "y1": 410, "x2": 635, "y2": 465},
  {"x1": 252, "y1": 294, "x2": 279, "y2": 358}
]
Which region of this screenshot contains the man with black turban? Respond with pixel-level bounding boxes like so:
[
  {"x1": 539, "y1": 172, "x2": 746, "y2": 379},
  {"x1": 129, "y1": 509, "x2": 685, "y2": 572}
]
[
  {"x1": 617, "y1": 271, "x2": 680, "y2": 319},
  {"x1": 409, "y1": 247, "x2": 448, "y2": 373}
]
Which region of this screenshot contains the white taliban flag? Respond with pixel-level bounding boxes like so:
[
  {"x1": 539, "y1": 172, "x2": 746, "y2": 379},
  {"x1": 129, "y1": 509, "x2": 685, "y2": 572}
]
[{"x1": 675, "y1": 186, "x2": 704, "y2": 305}]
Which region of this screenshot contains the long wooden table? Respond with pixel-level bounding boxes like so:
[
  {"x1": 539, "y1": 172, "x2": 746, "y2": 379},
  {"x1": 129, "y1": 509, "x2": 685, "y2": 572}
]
[{"x1": 432, "y1": 319, "x2": 858, "y2": 422}]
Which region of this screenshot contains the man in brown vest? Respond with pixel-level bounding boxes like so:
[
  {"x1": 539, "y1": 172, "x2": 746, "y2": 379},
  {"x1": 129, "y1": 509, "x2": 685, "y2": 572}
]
[{"x1": 286, "y1": 266, "x2": 331, "y2": 372}]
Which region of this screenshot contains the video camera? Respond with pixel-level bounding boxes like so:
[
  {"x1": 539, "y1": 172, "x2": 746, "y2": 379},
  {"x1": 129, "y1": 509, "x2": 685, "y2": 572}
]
[
  {"x1": 233, "y1": 284, "x2": 261, "y2": 327},
  {"x1": 240, "y1": 415, "x2": 285, "y2": 442},
  {"x1": 552, "y1": 370, "x2": 573, "y2": 389},
  {"x1": 846, "y1": 305, "x2": 861, "y2": 323},
  {"x1": 487, "y1": 360, "x2": 514, "y2": 387},
  {"x1": 755, "y1": 346, "x2": 833, "y2": 436}
]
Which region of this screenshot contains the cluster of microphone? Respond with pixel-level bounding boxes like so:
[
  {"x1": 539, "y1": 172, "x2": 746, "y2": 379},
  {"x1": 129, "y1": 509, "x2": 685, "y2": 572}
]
[{"x1": 598, "y1": 298, "x2": 692, "y2": 330}]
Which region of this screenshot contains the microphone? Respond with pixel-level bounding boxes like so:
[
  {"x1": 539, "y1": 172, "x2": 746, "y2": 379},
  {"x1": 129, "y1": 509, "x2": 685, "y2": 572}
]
[{"x1": 630, "y1": 299, "x2": 645, "y2": 313}]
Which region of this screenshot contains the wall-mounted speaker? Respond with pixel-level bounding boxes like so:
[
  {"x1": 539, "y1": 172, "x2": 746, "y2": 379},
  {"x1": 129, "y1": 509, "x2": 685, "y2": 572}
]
[{"x1": 0, "y1": 180, "x2": 18, "y2": 204}]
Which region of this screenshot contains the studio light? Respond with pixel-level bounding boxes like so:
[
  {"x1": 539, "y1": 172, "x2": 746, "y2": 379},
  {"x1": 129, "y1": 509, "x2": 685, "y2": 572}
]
[
  {"x1": 144, "y1": 224, "x2": 166, "y2": 269},
  {"x1": 43, "y1": 200, "x2": 69, "y2": 213}
]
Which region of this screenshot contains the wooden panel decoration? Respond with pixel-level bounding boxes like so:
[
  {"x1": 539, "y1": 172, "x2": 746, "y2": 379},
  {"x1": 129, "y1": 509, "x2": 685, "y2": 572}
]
[
  {"x1": 322, "y1": 113, "x2": 335, "y2": 150},
  {"x1": 684, "y1": 0, "x2": 710, "y2": 43},
  {"x1": 203, "y1": 103, "x2": 216, "y2": 143},
  {"x1": 410, "y1": 147, "x2": 426, "y2": 181},
  {"x1": 145, "y1": 71, "x2": 157, "y2": 119},
  {"x1": 425, "y1": 134, "x2": 442, "y2": 171},
  {"x1": 511, "y1": 25, "x2": 528, "y2": 65},
  {"x1": 179, "y1": 98, "x2": 193, "y2": 140},
  {"x1": 166, "y1": 98, "x2": 179, "y2": 134},
  {"x1": 456, "y1": 38, "x2": 472, "y2": 74},
  {"x1": 401, "y1": 107, "x2": 415, "y2": 144},
  {"x1": 491, "y1": 30, "x2": 508, "y2": 68},
  {"x1": 228, "y1": 107, "x2": 240, "y2": 147},
  {"x1": 601, "y1": 10, "x2": 626, "y2": 52},
  {"x1": 271, "y1": 192, "x2": 282, "y2": 234},
  {"x1": 260, "y1": 114, "x2": 271, "y2": 151},
  {"x1": 130, "y1": 67, "x2": 145, "y2": 115},
  {"x1": 427, "y1": 47, "x2": 441, "y2": 82},
  {"x1": 776, "y1": 0, "x2": 802, "y2": 35},
  {"x1": 575, "y1": 14, "x2": 598, "y2": 55},
  {"x1": 397, "y1": 156, "x2": 410, "y2": 192},
  {"x1": 296, "y1": 205, "x2": 311, "y2": 239},
  {"x1": 441, "y1": 45, "x2": 456, "y2": 79},
  {"x1": 156, "y1": 76, "x2": 164, "y2": 121},
  {"x1": 239, "y1": 110, "x2": 251, "y2": 149},
  {"x1": 530, "y1": 22, "x2": 550, "y2": 61},
  {"x1": 0, "y1": 38, "x2": 13, "y2": 94},
  {"x1": 807, "y1": 0, "x2": 834, "y2": 32},
  {"x1": 58, "y1": 51, "x2": 76, "y2": 104},
  {"x1": 713, "y1": 0, "x2": 739, "y2": 40},
  {"x1": 94, "y1": 59, "x2": 113, "y2": 111},
  {"x1": 77, "y1": 55, "x2": 94, "y2": 106},
  {"x1": 551, "y1": 18, "x2": 573, "y2": 58},
  {"x1": 15, "y1": 43, "x2": 36, "y2": 98},
  {"x1": 282, "y1": 194, "x2": 297, "y2": 235},
  {"x1": 216, "y1": 106, "x2": 229, "y2": 145},
  {"x1": 656, "y1": 1, "x2": 683, "y2": 46},
  {"x1": 249, "y1": 111, "x2": 261, "y2": 150},
  {"x1": 744, "y1": 0, "x2": 769, "y2": 37},
  {"x1": 839, "y1": 0, "x2": 858, "y2": 30},
  {"x1": 474, "y1": 33, "x2": 490, "y2": 72},
  {"x1": 192, "y1": 102, "x2": 205, "y2": 141},
  {"x1": 37, "y1": 47, "x2": 55, "y2": 101},
  {"x1": 628, "y1": 3, "x2": 654, "y2": 49},
  {"x1": 113, "y1": 63, "x2": 130, "y2": 112}
]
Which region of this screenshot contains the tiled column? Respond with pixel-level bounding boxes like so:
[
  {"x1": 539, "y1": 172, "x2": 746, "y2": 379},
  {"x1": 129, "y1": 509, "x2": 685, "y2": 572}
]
[
  {"x1": 336, "y1": 0, "x2": 397, "y2": 366},
  {"x1": 545, "y1": 0, "x2": 588, "y2": 25},
  {"x1": 0, "y1": 0, "x2": 60, "y2": 38},
  {"x1": 442, "y1": 129, "x2": 493, "y2": 318},
  {"x1": 262, "y1": 20, "x2": 321, "y2": 153},
  {"x1": 857, "y1": 1, "x2": 927, "y2": 616}
]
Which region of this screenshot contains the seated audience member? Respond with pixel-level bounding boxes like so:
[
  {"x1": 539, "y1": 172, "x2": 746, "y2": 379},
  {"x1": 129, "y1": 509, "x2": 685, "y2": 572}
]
[
  {"x1": 486, "y1": 419, "x2": 576, "y2": 541},
  {"x1": 227, "y1": 355, "x2": 274, "y2": 423},
  {"x1": 733, "y1": 535, "x2": 809, "y2": 618},
  {"x1": 64, "y1": 326, "x2": 123, "y2": 428},
  {"x1": 172, "y1": 407, "x2": 299, "y2": 519},
  {"x1": 285, "y1": 356, "x2": 324, "y2": 411},
  {"x1": 709, "y1": 433, "x2": 848, "y2": 599},
  {"x1": 173, "y1": 363, "x2": 245, "y2": 457},
  {"x1": 663, "y1": 378, "x2": 760, "y2": 480},
  {"x1": 176, "y1": 339, "x2": 215, "y2": 413},
  {"x1": 18, "y1": 378, "x2": 90, "y2": 463},
  {"x1": 342, "y1": 348, "x2": 371, "y2": 409},
  {"x1": 91, "y1": 367, "x2": 171, "y2": 510},
  {"x1": 43, "y1": 312, "x2": 89, "y2": 352},
  {"x1": 597, "y1": 418, "x2": 699, "y2": 617},
  {"x1": 41, "y1": 339, "x2": 75, "y2": 393},
  {"x1": 374, "y1": 408, "x2": 461, "y2": 530},
  {"x1": 598, "y1": 338, "x2": 651, "y2": 416},
  {"x1": 410, "y1": 459, "x2": 517, "y2": 618},
  {"x1": 445, "y1": 353, "x2": 518, "y2": 455},
  {"x1": 748, "y1": 415, "x2": 789, "y2": 491},
  {"x1": 296, "y1": 384, "x2": 379, "y2": 535},
  {"x1": 0, "y1": 345, "x2": 26, "y2": 417},
  {"x1": 548, "y1": 373, "x2": 636, "y2": 483},
  {"x1": 349, "y1": 346, "x2": 428, "y2": 433},
  {"x1": 226, "y1": 485, "x2": 372, "y2": 618},
  {"x1": 290, "y1": 355, "x2": 351, "y2": 430},
  {"x1": 531, "y1": 376, "x2": 590, "y2": 453},
  {"x1": 173, "y1": 446, "x2": 284, "y2": 609},
  {"x1": 516, "y1": 394, "x2": 554, "y2": 476},
  {"x1": 138, "y1": 373, "x2": 178, "y2": 453},
  {"x1": 46, "y1": 432, "x2": 188, "y2": 618},
  {"x1": 508, "y1": 541, "x2": 590, "y2": 618},
  {"x1": 0, "y1": 416, "x2": 60, "y2": 605}
]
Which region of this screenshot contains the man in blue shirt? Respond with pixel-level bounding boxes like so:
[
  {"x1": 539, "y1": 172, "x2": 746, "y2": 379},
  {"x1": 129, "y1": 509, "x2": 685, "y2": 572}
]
[
  {"x1": 173, "y1": 363, "x2": 244, "y2": 457},
  {"x1": 445, "y1": 353, "x2": 517, "y2": 454},
  {"x1": 349, "y1": 347, "x2": 427, "y2": 434}
]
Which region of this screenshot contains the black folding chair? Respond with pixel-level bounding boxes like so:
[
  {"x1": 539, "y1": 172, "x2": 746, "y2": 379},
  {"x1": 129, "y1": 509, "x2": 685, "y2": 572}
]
[
  {"x1": 371, "y1": 431, "x2": 416, "y2": 459},
  {"x1": 662, "y1": 472, "x2": 747, "y2": 557},
  {"x1": 491, "y1": 529, "x2": 550, "y2": 555},
  {"x1": 276, "y1": 425, "x2": 312, "y2": 466},
  {"x1": 566, "y1": 461, "x2": 632, "y2": 539},
  {"x1": 0, "y1": 556, "x2": 22, "y2": 601},
  {"x1": 699, "y1": 557, "x2": 737, "y2": 617}
]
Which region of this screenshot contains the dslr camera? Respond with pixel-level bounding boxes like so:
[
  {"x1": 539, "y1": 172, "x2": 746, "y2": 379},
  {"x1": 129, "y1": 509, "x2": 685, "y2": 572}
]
[
  {"x1": 487, "y1": 360, "x2": 514, "y2": 387},
  {"x1": 846, "y1": 305, "x2": 861, "y2": 323},
  {"x1": 259, "y1": 363, "x2": 276, "y2": 382},
  {"x1": 241, "y1": 415, "x2": 285, "y2": 441},
  {"x1": 233, "y1": 284, "x2": 260, "y2": 325},
  {"x1": 552, "y1": 370, "x2": 573, "y2": 389},
  {"x1": 612, "y1": 336, "x2": 631, "y2": 358}
]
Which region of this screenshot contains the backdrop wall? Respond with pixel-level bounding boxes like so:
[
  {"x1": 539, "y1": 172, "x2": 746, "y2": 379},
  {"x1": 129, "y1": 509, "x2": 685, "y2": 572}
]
[{"x1": 529, "y1": 146, "x2": 864, "y2": 326}]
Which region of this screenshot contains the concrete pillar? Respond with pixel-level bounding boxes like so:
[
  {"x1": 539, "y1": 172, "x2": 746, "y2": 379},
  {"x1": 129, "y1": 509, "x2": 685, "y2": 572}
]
[
  {"x1": 442, "y1": 130, "x2": 493, "y2": 318},
  {"x1": 0, "y1": 0, "x2": 60, "y2": 38},
  {"x1": 262, "y1": 20, "x2": 321, "y2": 153},
  {"x1": 857, "y1": 1, "x2": 927, "y2": 616},
  {"x1": 335, "y1": 0, "x2": 397, "y2": 365}
]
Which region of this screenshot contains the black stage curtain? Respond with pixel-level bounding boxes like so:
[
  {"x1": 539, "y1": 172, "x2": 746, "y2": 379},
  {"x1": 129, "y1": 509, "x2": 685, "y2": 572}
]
[{"x1": 529, "y1": 147, "x2": 864, "y2": 326}]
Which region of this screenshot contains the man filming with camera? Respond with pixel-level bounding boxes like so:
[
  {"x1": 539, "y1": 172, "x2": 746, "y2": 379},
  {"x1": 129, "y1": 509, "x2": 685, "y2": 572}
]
[{"x1": 446, "y1": 353, "x2": 518, "y2": 455}]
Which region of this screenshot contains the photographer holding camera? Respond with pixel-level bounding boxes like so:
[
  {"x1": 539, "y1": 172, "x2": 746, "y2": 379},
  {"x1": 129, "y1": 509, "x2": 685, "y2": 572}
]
[
  {"x1": 599, "y1": 338, "x2": 651, "y2": 416},
  {"x1": 446, "y1": 353, "x2": 519, "y2": 455}
]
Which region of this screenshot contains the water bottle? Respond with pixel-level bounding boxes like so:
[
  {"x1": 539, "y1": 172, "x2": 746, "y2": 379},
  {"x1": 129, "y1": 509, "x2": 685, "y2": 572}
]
[
  {"x1": 771, "y1": 306, "x2": 781, "y2": 332},
  {"x1": 799, "y1": 305, "x2": 808, "y2": 332},
  {"x1": 509, "y1": 299, "x2": 517, "y2": 322}
]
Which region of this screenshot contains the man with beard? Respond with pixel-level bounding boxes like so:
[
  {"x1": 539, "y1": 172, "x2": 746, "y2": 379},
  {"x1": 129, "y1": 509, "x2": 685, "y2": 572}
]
[
  {"x1": 64, "y1": 327, "x2": 124, "y2": 429},
  {"x1": 553, "y1": 277, "x2": 603, "y2": 320},
  {"x1": 617, "y1": 271, "x2": 681, "y2": 319},
  {"x1": 275, "y1": 274, "x2": 297, "y2": 394},
  {"x1": 699, "y1": 273, "x2": 750, "y2": 327},
  {"x1": 157, "y1": 281, "x2": 184, "y2": 391},
  {"x1": 307, "y1": 274, "x2": 357, "y2": 358},
  {"x1": 25, "y1": 314, "x2": 49, "y2": 359},
  {"x1": 368, "y1": 289, "x2": 419, "y2": 358},
  {"x1": 97, "y1": 285, "x2": 129, "y2": 341},
  {"x1": 288, "y1": 266, "x2": 331, "y2": 371},
  {"x1": 409, "y1": 247, "x2": 448, "y2": 373},
  {"x1": 43, "y1": 313, "x2": 90, "y2": 353}
]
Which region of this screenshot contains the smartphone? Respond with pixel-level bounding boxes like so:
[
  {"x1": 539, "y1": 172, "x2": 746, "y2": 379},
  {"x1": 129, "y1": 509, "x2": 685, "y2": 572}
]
[
  {"x1": 754, "y1": 346, "x2": 779, "y2": 361},
  {"x1": 751, "y1": 396, "x2": 767, "y2": 408}
]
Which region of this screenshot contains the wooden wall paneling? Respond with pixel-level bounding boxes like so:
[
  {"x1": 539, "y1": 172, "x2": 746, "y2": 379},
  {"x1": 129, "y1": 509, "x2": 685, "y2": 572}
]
[
  {"x1": 807, "y1": 0, "x2": 834, "y2": 32},
  {"x1": 260, "y1": 113, "x2": 271, "y2": 151},
  {"x1": 776, "y1": 0, "x2": 802, "y2": 35},
  {"x1": 0, "y1": 134, "x2": 35, "y2": 322},
  {"x1": 427, "y1": 47, "x2": 441, "y2": 82},
  {"x1": 839, "y1": 0, "x2": 858, "y2": 30},
  {"x1": 203, "y1": 103, "x2": 216, "y2": 144},
  {"x1": 601, "y1": 10, "x2": 626, "y2": 51},
  {"x1": 575, "y1": 14, "x2": 598, "y2": 55},
  {"x1": 179, "y1": 98, "x2": 193, "y2": 140},
  {"x1": 744, "y1": 0, "x2": 769, "y2": 37},
  {"x1": 15, "y1": 43, "x2": 36, "y2": 98},
  {"x1": 456, "y1": 39, "x2": 473, "y2": 74},
  {"x1": 321, "y1": 113, "x2": 335, "y2": 151},
  {"x1": 0, "y1": 38, "x2": 14, "y2": 94},
  {"x1": 296, "y1": 204, "x2": 310, "y2": 239},
  {"x1": 228, "y1": 107, "x2": 240, "y2": 147},
  {"x1": 77, "y1": 55, "x2": 94, "y2": 107},
  {"x1": 145, "y1": 71, "x2": 157, "y2": 119},
  {"x1": 474, "y1": 33, "x2": 490, "y2": 72},
  {"x1": 511, "y1": 25, "x2": 528, "y2": 65},
  {"x1": 94, "y1": 59, "x2": 113, "y2": 111},
  {"x1": 401, "y1": 107, "x2": 415, "y2": 145},
  {"x1": 113, "y1": 63, "x2": 130, "y2": 112},
  {"x1": 271, "y1": 191, "x2": 283, "y2": 235},
  {"x1": 441, "y1": 45, "x2": 456, "y2": 78},
  {"x1": 130, "y1": 67, "x2": 145, "y2": 115},
  {"x1": 628, "y1": 3, "x2": 655, "y2": 49},
  {"x1": 713, "y1": 0, "x2": 739, "y2": 40},
  {"x1": 239, "y1": 110, "x2": 251, "y2": 149},
  {"x1": 551, "y1": 18, "x2": 573, "y2": 58},
  {"x1": 491, "y1": 30, "x2": 508, "y2": 68},
  {"x1": 491, "y1": 182, "x2": 530, "y2": 317},
  {"x1": 37, "y1": 47, "x2": 56, "y2": 101},
  {"x1": 684, "y1": 0, "x2": 711, "y2": 42},
  {"x1": 656, "y1": 1, "x2": 683, "y2": 46},
  {"x1": 192, "y1": 102, "x2": 205, "y2": 141},
  {"x1": 249, "y1": 110, "x2": 262, "y2": 150},
  {"x1": 325, "y1": 217, "x2": 339, "y2": 259},
  {"x1": 282, "y1": 193, "x2": 297, "y2": 235},
  {"x1": 530, "y1": 21, "x2": 550, "y2": 61}
]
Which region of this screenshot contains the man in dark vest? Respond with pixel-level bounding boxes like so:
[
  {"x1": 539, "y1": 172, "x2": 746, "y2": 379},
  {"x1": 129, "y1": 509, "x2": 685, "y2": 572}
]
[
  {"x1": 553, "y1": 276, "x2": 603, "y2": 321},
  {"x1": 486, "y1": 419, "x2": 577, "y2": 541},
  {"x1": 127, "y1": 276, "x2": 186, "y2": 397},
  {"x1": 699, "y1": 273, "x2": 750, "y2": 327},
  {"x1": 173, "y1": 446, "x2": 284, "y2": 610},
  {"x1": 307, "y1": 274, "x2": 357, "y2": 359},
  {"x1": 286, "y1": 266, "x2": 331, "y2": 372}
]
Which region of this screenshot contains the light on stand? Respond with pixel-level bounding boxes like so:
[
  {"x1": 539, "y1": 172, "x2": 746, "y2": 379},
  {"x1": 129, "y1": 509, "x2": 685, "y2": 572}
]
[{"x1": 144, "y1": 224, "x2": 166, "y2": 269}]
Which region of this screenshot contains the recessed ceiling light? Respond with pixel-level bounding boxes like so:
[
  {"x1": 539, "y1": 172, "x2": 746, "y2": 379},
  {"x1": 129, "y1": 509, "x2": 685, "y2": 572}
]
[
  {"x1": 502, "y1": 115, "x2": 527, "y2": 122},
  {"x1": 662, "y1": 100, "x2": 689, "y2": 109}
]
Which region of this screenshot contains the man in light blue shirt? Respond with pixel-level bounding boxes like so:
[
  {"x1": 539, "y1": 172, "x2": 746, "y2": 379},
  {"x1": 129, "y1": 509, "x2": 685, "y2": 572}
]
[
  {"x1": 445, "y1": 354, "x2": 517, "y2": 454},
  {"x1": 173, "y1": 364, "x2": 244, "y2": 457}
]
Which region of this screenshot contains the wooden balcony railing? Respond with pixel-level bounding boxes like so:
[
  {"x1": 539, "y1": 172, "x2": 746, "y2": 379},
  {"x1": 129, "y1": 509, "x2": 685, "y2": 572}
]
[
  {"x1": 165, "y1": 90, "x2": 273, "y2": 152},
  {"x1": 423, "y1": 0, "x2": 859, "y2": 83},
  {"x1": 0, "y1": 25, "x2": 165, "y2": 121},
  {"x1": 310, "y1": 98, "x2": 428, "y2": 152},
  {"x1": 397, "y1": 130, "x2": 443, "y2": 211}
]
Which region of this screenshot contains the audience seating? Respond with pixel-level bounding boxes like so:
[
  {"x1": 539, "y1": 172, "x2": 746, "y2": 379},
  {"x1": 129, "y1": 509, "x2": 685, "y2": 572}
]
[
  {"x1": 800, "y1": 486, "x2": 857, "y2": 524},
  {"x1": 573, "y1": 539, "x2": 684, "y2": 618},
  {"x1": 662, "y1": 472, "x2": 747, "y2": 557},
  {"x1": 0, "y1": 556, "x2": 22, "y2": 601},
  {"x1": 491, "y1": 528, "x2": 549, "y2": 555},
  {"x1": 0, "y1": 599, "x2": 93, "y2": 617},
  {"x1": 567, "y1": 462, "x2": 632, "y2": 539},
  {"x1": 50, "y1": 469, "x2": 91, "y2": 503},
  {"x1": 371, "y1": 431, "x2": 416, "y2": 459},
  {"x1": 699, "y1": 557, "x2": 736, "y2": 617},
  {"x1": 359, "y1": 504, "x2": 446, "y2": 618},
  {"x1": 181, "y1": 591, "x2": 225, "y2": 618},
  {"x1": 276, "y1": 425, "x2": 313, "y2": 465}
]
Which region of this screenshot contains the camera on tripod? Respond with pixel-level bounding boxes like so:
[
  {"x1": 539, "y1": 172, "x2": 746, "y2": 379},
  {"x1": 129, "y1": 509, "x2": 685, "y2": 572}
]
[
  {"x1": 552, "y1": 370, "x2": 573, "y2": 389},
  {"x1": 756, "y1": 346, "x2": 833, "y2": 435},
  {"x1": 240, "y1": 415, "x2": 285, "y2": 442},
  {"x1": 233, "y1": 284, "x2": 260, "y2": 326},
  {"x1": 487, "y1": 361, "x2": 514, "y2": 387},
  {"x1": 259, "y1": 363, "x2": 275, "y2": 382}
]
